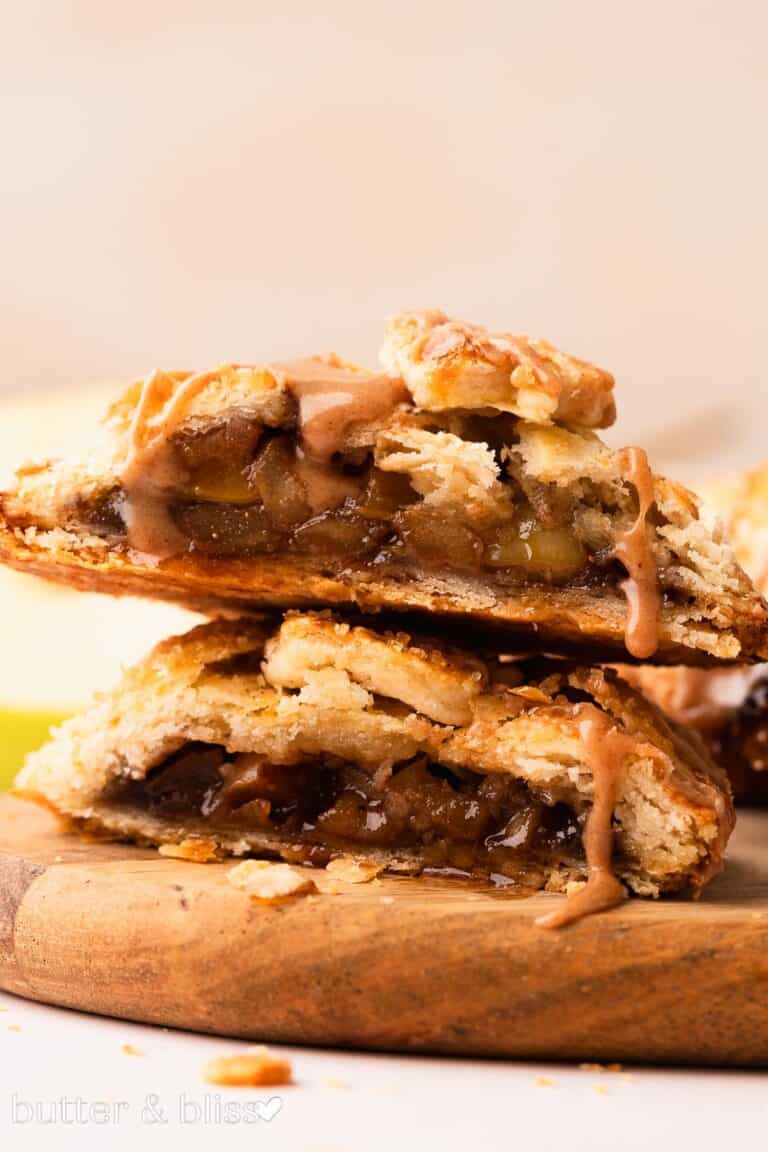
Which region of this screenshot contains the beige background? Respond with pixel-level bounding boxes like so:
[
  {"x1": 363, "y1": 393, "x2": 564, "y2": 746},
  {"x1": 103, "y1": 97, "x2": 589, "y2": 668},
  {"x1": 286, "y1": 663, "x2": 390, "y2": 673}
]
[{"x1": 1, "y1": 0, "x2": 766, "y2": 480}]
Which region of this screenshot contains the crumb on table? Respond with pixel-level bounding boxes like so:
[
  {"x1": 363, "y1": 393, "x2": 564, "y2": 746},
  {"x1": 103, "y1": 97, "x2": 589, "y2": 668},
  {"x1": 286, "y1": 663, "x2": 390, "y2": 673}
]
[
  {"x1": 202, "y1": 1046, "x2": 293, "y2": 1087},
  {"x1": 226, "y1": 860, "x2": 317, "y2": 902},
  {"x1": 325, "y1": 857, "x2": 383, "y2": 885},
  {"x1": 159, "y1": 838, "x2": 221, "y2": 863}
]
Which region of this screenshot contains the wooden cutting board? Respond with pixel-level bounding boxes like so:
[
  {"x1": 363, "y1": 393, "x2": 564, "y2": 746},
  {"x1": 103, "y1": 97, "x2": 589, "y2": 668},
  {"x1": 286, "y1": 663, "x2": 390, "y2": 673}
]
[{"x1": 1, "y1": 794, "x2": 768, "y2": 1067}]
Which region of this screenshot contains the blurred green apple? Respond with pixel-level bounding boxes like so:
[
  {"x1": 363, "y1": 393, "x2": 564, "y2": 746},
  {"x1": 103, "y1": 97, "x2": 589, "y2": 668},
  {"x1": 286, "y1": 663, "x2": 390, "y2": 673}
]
[{"x1": 0, "y1": 710, "x2": 70, "y2": 791}]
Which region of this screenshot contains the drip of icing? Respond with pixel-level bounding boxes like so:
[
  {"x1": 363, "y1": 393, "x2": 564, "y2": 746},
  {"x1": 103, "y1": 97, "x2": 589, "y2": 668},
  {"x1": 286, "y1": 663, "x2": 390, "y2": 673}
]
[
  {"x1": 293, "y1": 451, "x2": 362, "y2": 516},
  {"x1": 615, "y1": 446, "x2": 661, "y2": 659},
  {"x1": 272, "y1": 355, "x2": 408, "y2": 515},
  {"x1": 537, "y1": 705, "x2": 633, "y2": 929},
  {"x1": 120, "y1": 367, "x2": 230, "y2": 557},
  {"x1": 271, "y1": 355, "x2": 408, "y2": 460}
]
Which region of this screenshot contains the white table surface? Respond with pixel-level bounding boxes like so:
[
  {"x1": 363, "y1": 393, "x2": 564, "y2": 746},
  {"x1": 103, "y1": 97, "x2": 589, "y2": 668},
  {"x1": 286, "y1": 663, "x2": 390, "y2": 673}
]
[{"x1": 0, "y1": 988, "x2": 765, "y2": 1151}]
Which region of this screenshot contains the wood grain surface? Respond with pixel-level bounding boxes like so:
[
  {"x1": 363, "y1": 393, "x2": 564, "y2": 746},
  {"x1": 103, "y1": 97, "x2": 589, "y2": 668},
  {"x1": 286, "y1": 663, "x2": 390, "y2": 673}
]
[{"x1": 1, "y1": 794, "x2": 767, "y2": 1066}]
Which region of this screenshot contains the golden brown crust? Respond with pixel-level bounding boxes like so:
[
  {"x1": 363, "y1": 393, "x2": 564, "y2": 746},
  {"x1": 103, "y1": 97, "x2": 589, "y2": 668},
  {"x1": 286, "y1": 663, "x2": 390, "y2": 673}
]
[
  {"x1": 16, "y1": 613, "x2": 734, "y2": 897},
  {"x1": 381, "y1": 310, "x2": 616, "y2": 427},
  {"x1": 2, "y1": 513, "x2": 766, "y2": 664}
]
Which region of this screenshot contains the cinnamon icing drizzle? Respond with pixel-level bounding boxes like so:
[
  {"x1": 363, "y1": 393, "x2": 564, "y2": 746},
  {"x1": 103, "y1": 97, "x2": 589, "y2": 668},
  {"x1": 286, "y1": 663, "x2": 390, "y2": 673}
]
[
  {"x1": 537, "y1": 705, "x2": 633, "y2": 929},
  {"x1": 271, "y1": 356, "x2": 408, "y2": 515},
  {"x1": 121, "y1": 368, "x2": 206, "y2": 557},
  {"x1": 614, "y1": 446, "x2": 661, "y2": 659}
]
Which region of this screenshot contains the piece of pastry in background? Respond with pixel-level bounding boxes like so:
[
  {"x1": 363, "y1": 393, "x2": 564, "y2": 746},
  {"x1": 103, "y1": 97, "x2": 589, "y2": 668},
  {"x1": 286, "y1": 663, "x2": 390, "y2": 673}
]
[
  {"x1": 15, "y1": 612, "x2": 734, "y2": 926},
  {"x1": 619, "y1": 664, "x2": 768, "y2": 802},
  {"x1": 1, "y1": 311, "x2": 767, "y2": 665},
  {"x1": 705, "y1": 462, "x2": 768, "y2": 598},
  {"x1": 622, "y1": 461, "x2": 768, "y2": 802}
]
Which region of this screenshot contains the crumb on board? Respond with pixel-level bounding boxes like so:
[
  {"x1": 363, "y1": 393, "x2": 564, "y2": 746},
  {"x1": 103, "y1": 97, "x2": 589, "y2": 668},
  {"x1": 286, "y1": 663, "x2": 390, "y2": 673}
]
[
  {"x1": 593, "y1": 1085, "x2": 609, "y2": 1096},
  {"x1": 121, "y1": 1044, "x2": 143, "y2": 1057},
  {"x1": 226, "y1": 860, "x2": 317, "y2": 902},
  {"x1": 159, "y1": 838, "x2": 221, "y2": 863},
  {"x1": 535, "y1": 1077, "x2": 555, "y2": 1087},
  {"x1": 323, "y1": 1079, "x2": 351, "y2": 1091},
  {"x1": 325, "y1": 857, "x2": 383, "y2": 885},
  {"x1": 202, "y1": 1046, "x2": 293, "y2": 1087},
  {"x1": 7, "y1": 1026, "x2": 22, "y2": 1033}
]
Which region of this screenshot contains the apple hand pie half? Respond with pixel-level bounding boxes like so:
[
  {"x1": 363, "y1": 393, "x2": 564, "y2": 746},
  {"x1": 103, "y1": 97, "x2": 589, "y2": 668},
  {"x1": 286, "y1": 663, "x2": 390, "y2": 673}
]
[
  {"x1": 2, "y1": 311, "x2": 765, "y2": 663},
  {"x1": 16, "y1": 613, "x2": 733, "y2": 923}
]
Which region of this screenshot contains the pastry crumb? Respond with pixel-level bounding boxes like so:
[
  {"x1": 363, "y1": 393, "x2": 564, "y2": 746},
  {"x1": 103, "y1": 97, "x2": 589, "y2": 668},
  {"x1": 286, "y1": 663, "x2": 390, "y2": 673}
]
[
  {"x1": 227, "y1": 860, "x2": 317, "y2": 902},
  {"x1": 592, "y1": 1084, "x2": 609, "y2": 1096},
  {"x1": 159, "y1": 838, "x2": 221, "y2": 863},
  {"x1": 325, "y1": 857, "x2": 383, "y2": 885},
  {"x1": 122, "y1": 1044, "x2": 143, "y2": 1056},
  {"x1": 7, "y1": 1025, "x2": 22, "y2": 1033},
  {"x1": 323, "y1": 1078, "x2": 351, "y2": 1091},
  {"x1": 535, "y1": 1077, "x2": 555, "y2": 1087},
  {"x1": 202, "y1": 1046, "x2": 293, "y2": 1087}
]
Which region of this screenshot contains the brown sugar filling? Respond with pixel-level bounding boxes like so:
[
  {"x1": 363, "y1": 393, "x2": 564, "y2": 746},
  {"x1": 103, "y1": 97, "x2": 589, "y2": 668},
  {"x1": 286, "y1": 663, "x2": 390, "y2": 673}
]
[
  {"x1": 614, "y1": 447, "x2": 661, "y2": 659},
  {"x1": 104, "y1": 745, "x2": 588, "y2": 885}
]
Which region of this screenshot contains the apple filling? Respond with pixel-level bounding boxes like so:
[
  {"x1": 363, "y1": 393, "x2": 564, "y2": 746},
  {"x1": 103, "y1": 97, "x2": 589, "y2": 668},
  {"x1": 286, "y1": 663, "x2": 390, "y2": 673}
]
[
  {"x1": 72, "y1": 416, "x2": 607, "y2": 587},
  {"x1": 104, "y1": 743, "x2": 586, "y2": 881}
]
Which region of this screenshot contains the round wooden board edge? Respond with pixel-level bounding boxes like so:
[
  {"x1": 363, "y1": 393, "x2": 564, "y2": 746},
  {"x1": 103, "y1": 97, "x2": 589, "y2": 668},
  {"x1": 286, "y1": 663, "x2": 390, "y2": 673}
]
[{"x1": 2, "y1": 795, "x2": 768, "y2": 1066}]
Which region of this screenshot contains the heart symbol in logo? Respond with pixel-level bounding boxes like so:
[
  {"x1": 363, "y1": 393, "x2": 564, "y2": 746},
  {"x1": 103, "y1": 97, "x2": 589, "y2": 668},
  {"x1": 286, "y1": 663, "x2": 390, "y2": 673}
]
[{"x1": 257, "y1": 1096, "x2": 283, "y2": 1123}]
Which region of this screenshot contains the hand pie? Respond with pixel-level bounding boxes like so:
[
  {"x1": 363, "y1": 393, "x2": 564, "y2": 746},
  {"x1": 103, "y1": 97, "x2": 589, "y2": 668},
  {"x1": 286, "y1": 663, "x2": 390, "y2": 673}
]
[
  {"x1": 2, "y1": 313, "x2": 765, "y2": 663},
  {"x1": 16, "y1": 612, "x2": 733, "y2": 922}
]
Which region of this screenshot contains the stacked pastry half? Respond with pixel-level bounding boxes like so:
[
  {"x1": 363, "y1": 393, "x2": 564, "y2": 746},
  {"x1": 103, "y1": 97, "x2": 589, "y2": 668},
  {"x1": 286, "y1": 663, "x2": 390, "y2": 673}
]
[{"x1": 5, "y1": 311, "x2": 765, "y2": 925}]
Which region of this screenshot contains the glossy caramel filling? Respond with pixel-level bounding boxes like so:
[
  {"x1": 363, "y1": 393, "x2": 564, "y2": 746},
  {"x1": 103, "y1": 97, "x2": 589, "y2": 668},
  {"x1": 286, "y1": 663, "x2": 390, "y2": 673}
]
[{"x1": 104, "y1": 745, "x2": 586, "y2": 884}]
